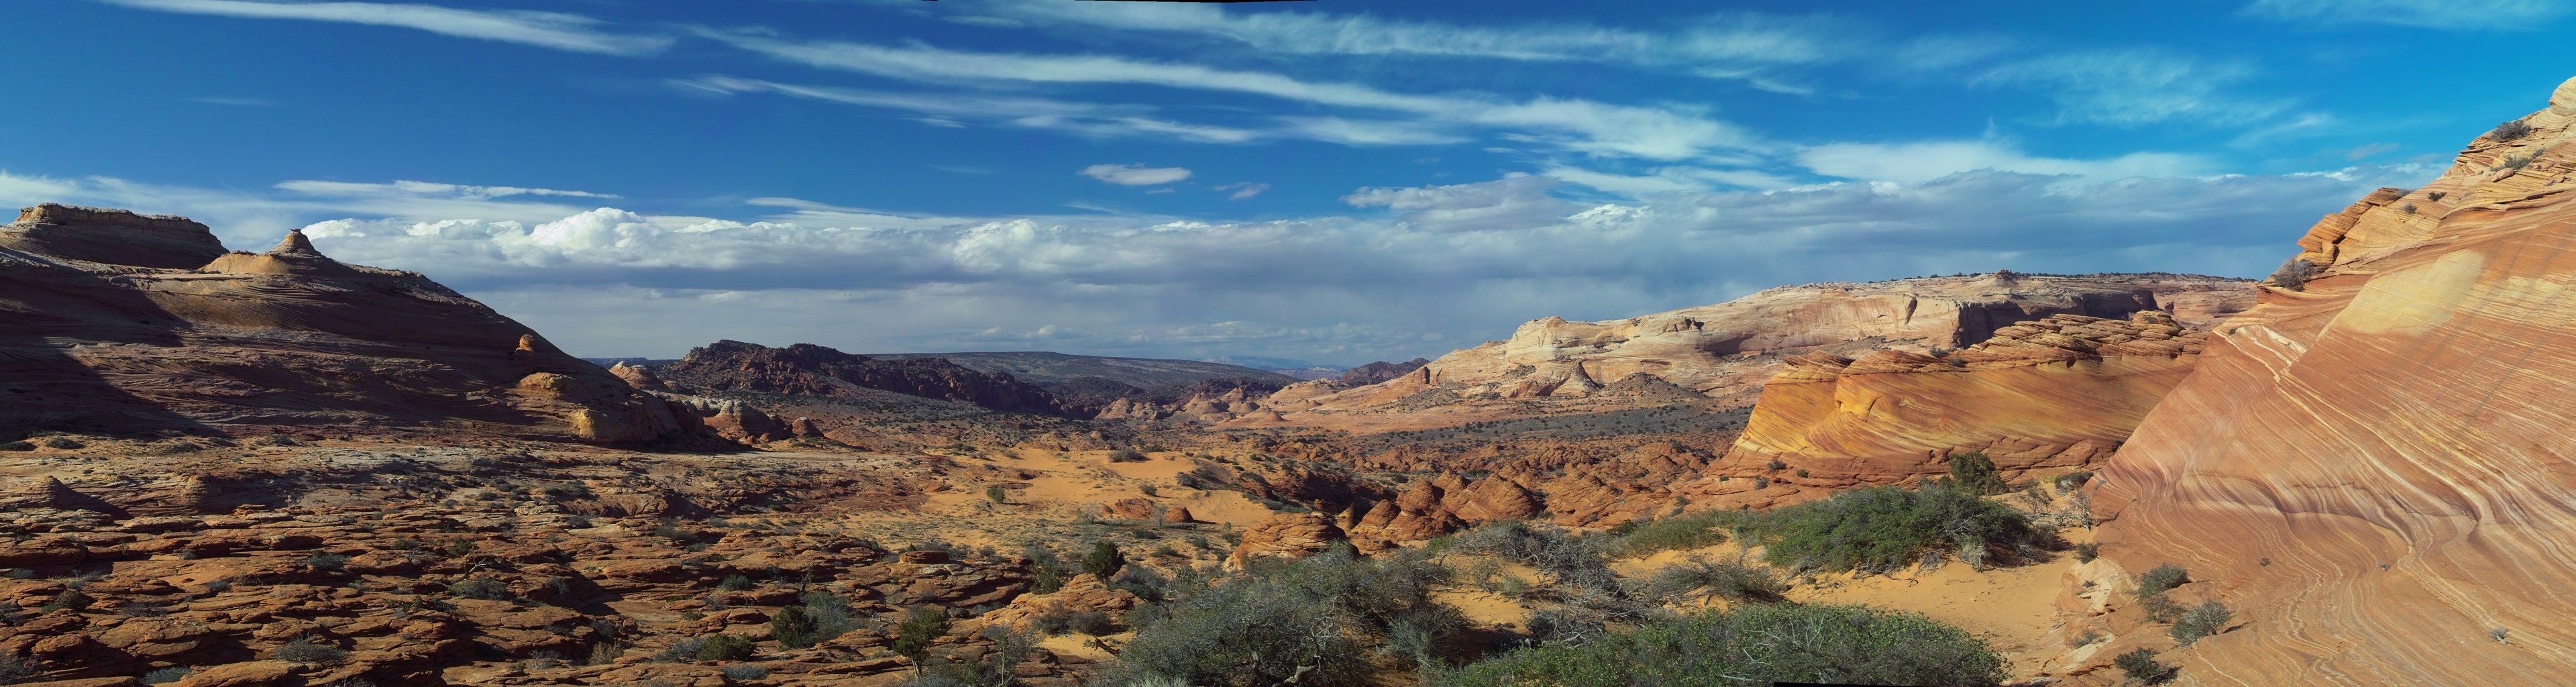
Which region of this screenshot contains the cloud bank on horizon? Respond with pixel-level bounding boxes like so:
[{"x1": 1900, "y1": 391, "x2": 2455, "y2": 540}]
[{"x1": 5, "y1": 0, "x2": 2566, "y2": 364}]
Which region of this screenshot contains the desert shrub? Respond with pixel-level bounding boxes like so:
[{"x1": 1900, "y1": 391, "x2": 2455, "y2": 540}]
[
  {"x1": 272, "y1": 637, "x2": 350, "y2": 664},
  {"x1": 1749, "y1": 484, "x2": 2041, "y2": 574},
  {"x1": 445, "y1": 539, "x2": 478, "y2": 557},
  {"x1": 1640, "y1": 556, "x2": 1786, "y2": 604},
  {"x1": 1946, "y1": 452, "x2": 2008, "y2": 495},
  {"x1": 1765, "y1": 459, "x2": 1787, "y2": 471},
  {"x1": 39, "y1": 588, "x2": 94, "y2": 613},
  {"x1": 2170, "y1": 600, "x2": 2231, "y2": 646},
  {"x1": 0, "y1": 441, "x2": 30, "y2": 452},
  {"x1": 40, "y1": 438, "x2": 80, "y2": 450},
  {"x1": 2502, "y1": 152, "x2": 2538, "y2": 169},
  {"x1": 1084, "y1": 541, "x2": 1127, "y2": 578},
  {"x1": 2493, "y1": 119, "x2": 2534, "y2": 142},
  {"x1": 685, "y1": 634, "x2": 756, "y2": 662},
  {"x1": 2075, "y1": 542, "x2": 2100, "y2": 563},
  {"x1": 1107, "y1": 551, "x2": 1456, "y2": 687},
  {"x1": 2113, "y1": 647, "x2": 2174, "y2": 684},
  {"x1": 2136, "y1": 564, "x2": 2188, "y2": 595},
  {"x1": 304, "y1": 551, "x2": 352, "y2": 571},
  {"x1": 447, "y1": 576, "x2": 514, "y2": 600},
  {"x1": 720, "y1": 665, "x2": 769, "y2": 680},
  {"x1": 2428, "y1": 191, "x2": 2448, "y2": 201},
  {"x1": 716, "y1": 574, "x2": 753, "y2": 591},
  {"x1": 1611, "y1": 511, "x2": 1738, "y2": 558},
  {"x1": 1138, "y1": 484, "x2": 1159, "y2": 497},
  {"x1": 1440, "y1": 604, "x2": 2006, "y2": 687},
  {"x1": 0, "y1": 655, "x2": 36, "y2": 685},
  {"x1": 2139, "y1": 592, "x2": 2184, "y2": 623},
  {"x1": 142, "y1": 667, "x2": 191, "y2": 685},
  {"x1": 2269, "y1": 258, "x2": 2320, "y2": 291},
  {"x1": 1067, "y1": 610, "x2": 1115, "y2": 635},
  {"x1": 2053, "y1": 471, "x2": 2092, "y2": 492},
  {"x1": 892, "y1": 607, "x2": 949, "y2": 662},
  {"x1": 2491, "y1": 628, "x2": 2510, "y2": 642},
  {"x1": 984, "y1": 486, "x2": 1008, "y2": 504},
  {"x1": 1108, "y1": 449, "x2": 1148, "y2": 463},
  {"x1": 771, "y1": 604, "x2": 822, "y2": 649}
]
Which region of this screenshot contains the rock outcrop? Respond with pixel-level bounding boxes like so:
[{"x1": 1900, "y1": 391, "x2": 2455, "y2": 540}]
[
  {"x1": 1337, "y1": 358, "x2": 1432, "y2": 386},
  {"x1": 1226, "y1": 513, "x2": 1348, "y2": 568},
  {"x1": 1699, "y1": 311, "x2": 2210, "y2": 501},
  {"x1": 1240, "y1": 272, "x2": 2251, "y2": 433},
  {"x1": 2061, "y1": 76, "x2": 2576, "y2": 685},
  {"x1": 0, "y1": 207, "x2": 676, "y2": 441}
]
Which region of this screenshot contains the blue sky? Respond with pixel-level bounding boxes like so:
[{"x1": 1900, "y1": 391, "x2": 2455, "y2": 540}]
[{"x1": 4, "y1": 0, "x2": 2571, "y2": 364}]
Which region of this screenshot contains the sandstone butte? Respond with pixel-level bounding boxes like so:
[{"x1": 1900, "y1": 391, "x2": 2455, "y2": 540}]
[
  {"x1": 1687, "y1": 310, "x2": 2216, "y2": 509},
  {"x1": 2057, "y1": 75, "x2": 2576, "y2": 686},
  {"x1": 0, "y1": 204, "x2": 677, "y2": 441},
  {"x1": 1234, "y1": 271, "x2": 2251, "y2": 434}
]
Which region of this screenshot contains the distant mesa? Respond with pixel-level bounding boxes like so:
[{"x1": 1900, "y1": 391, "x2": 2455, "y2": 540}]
[{"x1": 2, "y1": 203, "x2": 227, "y2": 269}]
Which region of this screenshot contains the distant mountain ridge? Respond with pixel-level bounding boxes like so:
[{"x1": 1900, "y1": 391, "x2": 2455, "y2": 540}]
[{"x1": 873, "y1": 351, "x2": 1295, "y2": 388}]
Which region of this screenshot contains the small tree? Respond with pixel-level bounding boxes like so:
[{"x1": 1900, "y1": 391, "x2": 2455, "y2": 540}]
[
  {"x1": 1084, "y1": 541, "x2": 1127, "y2": 578},
  {"x1": 892, "y1": 607, "x2": 949, "y2": 664},
  {"x1": 985, "y1": 485, "x2": 1008, "y2": 504},
  {"x1": 773, "y1": 604, "x2": 821, "y2": 649}
]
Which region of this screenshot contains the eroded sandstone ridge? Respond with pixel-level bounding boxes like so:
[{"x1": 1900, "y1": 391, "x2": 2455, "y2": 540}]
[
  {"x1": 1690, "y1": 311, "x2": 2212, "y2": 507},
  {"x1": 2059, "y1": 76, "x2": 2576, "y2": 684},
  {"x1": 0, "y1": 205, "x2": 676, "y2": 441},
  {"x1": 1240, "y1": 272, "x2": 2249, "y2": 433}
]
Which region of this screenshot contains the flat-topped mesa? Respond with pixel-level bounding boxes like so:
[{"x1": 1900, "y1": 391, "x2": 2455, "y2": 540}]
[
  {"x1": 1, "y1": 203, "x2": 226, "y2": 269},
  {"x1": 1684, "y1": 309, "x2": 2214, "y2": 508}
]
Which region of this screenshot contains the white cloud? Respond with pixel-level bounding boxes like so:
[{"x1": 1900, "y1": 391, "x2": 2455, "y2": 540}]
[
  {"x1": 946, "y1": 1, "x2": 1846, "y2": 81},
  {"x1": 2240, "y1": 0, "x2": 2573, "y2": 30},
  {"x1": 1798, "y1": 140, "x2": 2214, "y2": 183},
  {"x1": 8, "y1": 163, "x2": 2434, "y2": 363},
  {"x1": 1976, "y1": 49, "x2": 2290, "y2": 127},
  {"x1": 1081, "y1": 164, "x2": 1194, "y2": 186},
  {"x1": 699, "y1": 31, "x2": 1760, "y2": 160},
  {"x1": 1214, "y1": 182, "x2": 1270, "y2": 200},
  {"x1": 97, "y1": 0, "x2": 673, "y2": 54}
]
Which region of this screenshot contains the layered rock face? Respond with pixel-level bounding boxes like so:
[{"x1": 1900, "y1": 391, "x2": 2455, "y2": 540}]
[
  {"x1": 0, "y1": 207, "x2": 676, "y2": 441},
  {"x1": 2070, "y1": 77, "x2": 2576, "y2": 684},
  {"x1": 1705, "y1": 311, "x2": 2210, "y2": 500},
  {"x1": 1246, "y1": 272, "x2": 2250, "y2": 433},
  {"x1": 658, "y1": 340, "x2": 1068, "y2": 415}
]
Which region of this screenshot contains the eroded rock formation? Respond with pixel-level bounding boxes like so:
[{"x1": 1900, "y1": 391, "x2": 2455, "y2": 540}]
[
  {"x1": 1693, "y1": 311, "x2": 2212, "y2": 505},
  {"x1": 2059, "y1": 76, "x2": 2576, "y2": 685},
  {"x1": 0, "y1": 207, "x2": 676, "y2": 441},
  {"x1": 657, "y1": 341, "x2": 1070, "y2": 416}
]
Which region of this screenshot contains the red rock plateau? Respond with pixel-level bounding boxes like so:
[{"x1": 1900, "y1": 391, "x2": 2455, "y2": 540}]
[
  {"x1": 1, "y1": 205, "x2": 676, "y2": 442},
  {"x1": 1688, "y1": 310, "x2": 2215, "y2": 508},
  {"x1": 2053, "y1": 76, "x2": 2576, "y2": 685},
  {"x1": 1236, "y1": 272, "x2": 2250, "y2": 435}
]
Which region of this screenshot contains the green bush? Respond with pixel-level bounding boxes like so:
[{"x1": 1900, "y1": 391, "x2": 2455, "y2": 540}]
[
  {"x1": 40, "y1": 438, "x2": 80, "y2": 450},
  {"x1": 1084, "y1": 541, "x2": 1127, "y2": 579},
  {"x1": 690, "y1": 634, "x2": 756, "y2": 662},
  {"x1": 716, "y1": 574, "x2": 753, "y2": 591},
  {"x1": 2074, "y1": 542, "x2": 2099, "y2": 563},
  {"x1": 1640, "y1": 556, "x2": 1786, "y2": 604},
  {"x1": 1439, "y1": 604, "x2": 2006, "y2": 687},
  {"x1": 985, "y1": 485, "x2": 1008, "y2": 504},
  {"x1": 0, "y1": 655, "x2": 37, "y2": 685},
  {"x1": 2493, "y1": 119, "x2": 2534, "y2": 142},
  {"x1": 771, "y1": 604, "x2": 820, "y2": 649},
  {"x1": 1109, "y1": 551, "x2": 1456, "y2": 687},
  {"x1": 1611, "y1": 511, "x2": 1738, "y2": 559},
  {"x1": 2171, "y1": 600, "x2": 2231, "y2": 646},
  {"x1": 447, "y1": 576, "x2": 514, "y2": 600},
  {"x1": 39, "y1": 588, "x2": 94, "y2": 613},
  {"x1": 2269, "y1": 258, "x2": 2320, "y2": 291},
  {"x1": 304, "y1": 551, "x2": 352, "y2": 571},
  {"x1": 272, "y1": 637, "x2": 350, "y2": 664},
  {"x1": 142, "y1": 668, "x2": 191, "y2": 685},
  {"x1": 1946, "y1": 452, "x2": 2009, "y2": 495},
  {"x1": 2113, "y1": 647, "x2": 2174, "y2": 684},
  {"x1": 2136, "y1": 564, "x2": 2188, "y2": 595},
  {"x1": 1749, "y1": 484, "x2": 2041, "y2": 574}
]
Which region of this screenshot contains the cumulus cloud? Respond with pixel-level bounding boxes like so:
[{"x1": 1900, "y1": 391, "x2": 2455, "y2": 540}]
[
  {"x1": 97, "y1": 0, "x2": 673, "y2": 54},
  {"x1": 7, "y1": 164, "x2": 2430, "y2": 362},
  {"x1": 1080, "y1": 164, "x2": 1194, "y2": 186}
]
